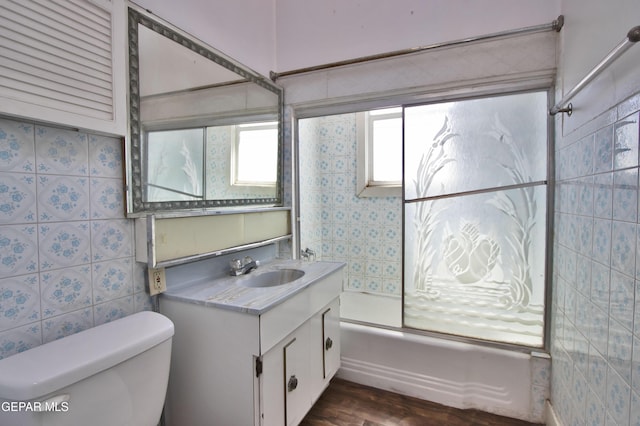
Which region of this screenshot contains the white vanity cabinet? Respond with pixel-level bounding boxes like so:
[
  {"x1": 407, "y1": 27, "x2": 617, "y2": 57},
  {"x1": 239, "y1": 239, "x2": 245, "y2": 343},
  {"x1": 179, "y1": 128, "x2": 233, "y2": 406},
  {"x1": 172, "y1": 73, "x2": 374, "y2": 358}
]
[
  {"x1": 160, "y1": 262, "x2": 344, "y2": 426},
  {"x1": 261, "y1": 297, "x2": 341, "y2": 426}
]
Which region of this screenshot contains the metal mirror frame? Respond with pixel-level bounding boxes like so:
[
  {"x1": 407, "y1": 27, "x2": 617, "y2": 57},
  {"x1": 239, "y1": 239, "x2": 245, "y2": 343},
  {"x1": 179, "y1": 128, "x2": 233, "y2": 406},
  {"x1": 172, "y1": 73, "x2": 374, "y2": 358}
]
[{"x1": 126, "y1": 7, "x2": 284, "y2": 215}]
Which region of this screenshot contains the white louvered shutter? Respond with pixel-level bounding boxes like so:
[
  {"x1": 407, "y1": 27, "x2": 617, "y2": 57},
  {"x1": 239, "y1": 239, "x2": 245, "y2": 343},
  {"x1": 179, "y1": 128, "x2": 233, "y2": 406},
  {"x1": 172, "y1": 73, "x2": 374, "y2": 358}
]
[{"x1": 0, "y1": 0, "x2": 126, "y2": 135}]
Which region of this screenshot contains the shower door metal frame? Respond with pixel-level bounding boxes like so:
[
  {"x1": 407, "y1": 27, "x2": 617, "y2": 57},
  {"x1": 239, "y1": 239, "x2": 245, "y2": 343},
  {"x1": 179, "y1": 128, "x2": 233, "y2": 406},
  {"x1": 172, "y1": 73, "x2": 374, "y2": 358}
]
[{"x1": 399, "y1": 88, "x2": 555, "y2": 350}]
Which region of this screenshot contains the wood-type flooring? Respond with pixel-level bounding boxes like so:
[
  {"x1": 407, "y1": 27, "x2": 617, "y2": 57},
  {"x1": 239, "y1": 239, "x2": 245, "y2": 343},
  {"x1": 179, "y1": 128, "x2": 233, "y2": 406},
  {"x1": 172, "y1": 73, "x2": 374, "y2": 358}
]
[{"x1": 300, "y1": 378, "x2": 542, "y2": 426}]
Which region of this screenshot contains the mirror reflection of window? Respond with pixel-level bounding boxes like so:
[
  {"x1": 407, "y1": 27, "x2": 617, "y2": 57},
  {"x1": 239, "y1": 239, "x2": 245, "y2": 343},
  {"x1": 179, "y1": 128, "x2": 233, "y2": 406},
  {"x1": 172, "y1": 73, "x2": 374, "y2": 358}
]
[
  {"x1": 145, "y1": 128, "x2": 205, "y2": 202},
  {"x1": 233, "y1": 122, "x2": 278, "y2": 186}
]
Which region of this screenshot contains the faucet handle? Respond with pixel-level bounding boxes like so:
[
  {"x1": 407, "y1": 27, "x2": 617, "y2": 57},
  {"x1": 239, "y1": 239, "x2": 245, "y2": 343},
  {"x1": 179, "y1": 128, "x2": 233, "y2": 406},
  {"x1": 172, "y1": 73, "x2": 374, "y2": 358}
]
[
  {"x1": 301, "y1": 248, "x2": 316, "y2": 261},
  {"x1": 230, "y1": 258, "x2": 242, "y2": 270}
]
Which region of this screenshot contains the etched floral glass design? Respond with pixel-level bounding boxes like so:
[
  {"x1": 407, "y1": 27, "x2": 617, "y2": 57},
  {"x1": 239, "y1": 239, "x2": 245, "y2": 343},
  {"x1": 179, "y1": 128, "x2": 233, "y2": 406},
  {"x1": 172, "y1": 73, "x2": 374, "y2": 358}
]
[{"x1": 403, "y1": 91, "x2": 548, "y2": 347}]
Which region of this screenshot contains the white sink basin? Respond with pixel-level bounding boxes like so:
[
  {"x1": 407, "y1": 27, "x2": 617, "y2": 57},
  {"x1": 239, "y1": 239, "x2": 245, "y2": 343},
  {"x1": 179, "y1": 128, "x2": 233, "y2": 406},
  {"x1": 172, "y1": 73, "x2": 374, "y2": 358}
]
[{"x1": 237, "y1": 269, "x2": 305, "y2": 288}]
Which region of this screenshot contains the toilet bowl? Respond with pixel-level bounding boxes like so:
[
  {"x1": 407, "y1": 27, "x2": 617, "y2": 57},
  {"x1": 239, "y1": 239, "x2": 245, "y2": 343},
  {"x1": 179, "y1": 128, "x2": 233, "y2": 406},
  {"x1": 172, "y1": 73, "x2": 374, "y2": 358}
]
[{"x1": 0, "y1": 311, "x2": 174, "y2": 426}]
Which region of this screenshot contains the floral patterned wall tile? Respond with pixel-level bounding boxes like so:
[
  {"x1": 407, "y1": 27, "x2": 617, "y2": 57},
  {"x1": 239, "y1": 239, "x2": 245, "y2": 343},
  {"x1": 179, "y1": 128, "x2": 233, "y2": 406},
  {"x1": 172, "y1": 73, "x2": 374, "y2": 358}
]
[
  {"x1": 0, "y1": 274, "x2": 40, "y2": 332},
  {"x1": 0, "y1": 322, "x2": 41, "y2": 359},
  {"x1": 0, "y1": 118, "x2": 146, "y2": 360},
  {"x1": 92, "y1": 258, "x2": 133, "y2": 304},
  {"x1": 91, "y1": 219, "x2": 133, "y2": 261},
  {"x1": 594, "y1": 125, "x2": 614, "y2": 174},
  {"x1": 134, "y1": 292, "x2": 153, "y2": 312},
  {"x1": 94, "y1": 296, "x2": 134, "y2": 326},
  {"x1": 40, "y1": 265, "x2": 93, "y2": 318},
  {"x1": 552, "y1": 96, "x2": 640, "y2": 425},
  {"x1": 35, "y1": 126, "x2": 88, "y2": 176},
  {"x1": 613, "y1": 112, "x2": 639, "y2": 170},
  {"x1": 298, "y1": 113, "x2": 402, "y2": 297},
  {"x1": 0, "y1": 119, "x2": 35, "y2": 173},
  {"x1": 612, "y1": 168, "x2": 639, "y2": 223},
  {"x1": 37, "y1": 175, "x2": 90, "y2": 222},
  {"x1": 0, "y1": 172, "x2": 37, "y2": 224},
  {"x1": 42, "y1": 308, "x2": 93, "y2": 344},
  {"x1": 90, "y1": 178, "x2": 125, "y2": 219},
  {"x1": 0, "y1": 224, "x2": 38, "y2": 276},
  {"x1": 39, "y1": 222, "x2": 91, "y2": 270},
  {"x1": 88, "y1": 134, "x2": 123, "y2": 178}
]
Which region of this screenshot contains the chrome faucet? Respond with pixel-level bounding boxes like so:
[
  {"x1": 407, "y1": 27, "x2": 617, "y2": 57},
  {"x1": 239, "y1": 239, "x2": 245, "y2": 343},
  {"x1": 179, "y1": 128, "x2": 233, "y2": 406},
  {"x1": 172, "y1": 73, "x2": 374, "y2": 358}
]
[
  {"x1": 229, "y1": 256, "x2": 258, "y2": 276},
  {"x1": 300, "y1": 248, "x2": 316, "y2": 261}
]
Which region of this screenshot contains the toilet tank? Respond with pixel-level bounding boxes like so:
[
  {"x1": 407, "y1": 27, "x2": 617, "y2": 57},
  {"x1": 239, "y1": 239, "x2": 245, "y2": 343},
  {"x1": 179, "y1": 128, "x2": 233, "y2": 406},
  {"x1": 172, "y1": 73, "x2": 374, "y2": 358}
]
[{"x1": 0, "y1": 311, "x2": 174, "y2": 426}]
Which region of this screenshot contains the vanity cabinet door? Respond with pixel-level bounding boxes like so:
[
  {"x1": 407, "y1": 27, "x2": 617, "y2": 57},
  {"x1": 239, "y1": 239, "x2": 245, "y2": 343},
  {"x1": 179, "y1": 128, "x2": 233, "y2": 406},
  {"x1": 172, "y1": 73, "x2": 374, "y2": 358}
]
[
  {"x1": 284, "y1": 329, "x2": 311, "y2": 426},
  {"x1": 260, "y1": 322, "x2": 311, "y2": 426},
  {"x1": 321, "y1": 298, "x2": 341, "y2": 381},
  {"x1": 309, "y1": 297, "x2": 341, "y2": 401}
]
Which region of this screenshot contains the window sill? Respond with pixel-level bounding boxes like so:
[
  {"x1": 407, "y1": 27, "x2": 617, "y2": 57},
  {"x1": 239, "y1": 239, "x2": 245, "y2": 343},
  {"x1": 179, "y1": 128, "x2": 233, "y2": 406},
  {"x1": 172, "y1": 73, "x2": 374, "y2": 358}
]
[{"x1": 356, "y1": 185, "x2": 401, "y2": 198}]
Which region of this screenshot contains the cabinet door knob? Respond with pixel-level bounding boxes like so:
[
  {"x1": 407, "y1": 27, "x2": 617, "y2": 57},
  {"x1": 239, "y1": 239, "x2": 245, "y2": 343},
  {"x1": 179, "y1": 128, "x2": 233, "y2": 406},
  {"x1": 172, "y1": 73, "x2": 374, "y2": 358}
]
[
  {"x1": 287, "y1": 375, "x2": 298, "y2": 392},
  {"x1": 325, "y1": 337, "x2": 333, "y2": 350}
]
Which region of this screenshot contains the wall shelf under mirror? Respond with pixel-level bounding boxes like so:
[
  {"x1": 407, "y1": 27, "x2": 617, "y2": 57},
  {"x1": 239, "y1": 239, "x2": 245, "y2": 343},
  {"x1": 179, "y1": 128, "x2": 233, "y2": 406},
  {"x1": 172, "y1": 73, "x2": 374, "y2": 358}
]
[
  {"x1": 126, "y1": 4, "x2": 284, "y2": 216},
  {"x1": 135, "y1": 208, "x2": 292, "y2": 269}
]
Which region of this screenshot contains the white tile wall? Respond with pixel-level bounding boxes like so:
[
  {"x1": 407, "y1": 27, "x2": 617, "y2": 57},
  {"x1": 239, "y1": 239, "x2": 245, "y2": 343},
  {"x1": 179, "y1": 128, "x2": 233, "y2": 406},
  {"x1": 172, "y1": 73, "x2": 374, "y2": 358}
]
[{"x1": 551, "y1": 92, "x2": 640, "y2": 425}]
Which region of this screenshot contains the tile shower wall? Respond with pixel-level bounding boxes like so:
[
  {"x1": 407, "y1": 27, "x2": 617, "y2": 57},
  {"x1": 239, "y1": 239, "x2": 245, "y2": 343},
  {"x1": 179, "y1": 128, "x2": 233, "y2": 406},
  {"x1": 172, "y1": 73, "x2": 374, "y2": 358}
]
[
  {"x1": 298, "y1": 113, "x2": 402, "y2": 296},
  {"x1": 0, "y1": 117, "x2": 150, "y2": 360},
  {"x1": 551, "y1": 92, "x2": 640, "y2": 425}
]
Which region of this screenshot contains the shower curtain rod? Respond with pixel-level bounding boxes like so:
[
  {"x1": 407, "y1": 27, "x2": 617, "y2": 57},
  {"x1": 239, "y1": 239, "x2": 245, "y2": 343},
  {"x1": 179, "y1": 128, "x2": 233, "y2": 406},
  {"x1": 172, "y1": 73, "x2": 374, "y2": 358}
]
[
  {"x1": 550, "y1": 25, "x2": 640, "y2": 116},
  {"x1": 269, "y1": 15, "x2": 565, "y2": 82}
]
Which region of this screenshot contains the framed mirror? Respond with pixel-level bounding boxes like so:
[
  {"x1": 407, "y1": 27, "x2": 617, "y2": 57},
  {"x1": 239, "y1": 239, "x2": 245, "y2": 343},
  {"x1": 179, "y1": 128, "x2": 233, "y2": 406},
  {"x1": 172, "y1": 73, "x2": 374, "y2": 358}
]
[{"x1": 126, "y1": 6, "x2": 283, "y2": 216}]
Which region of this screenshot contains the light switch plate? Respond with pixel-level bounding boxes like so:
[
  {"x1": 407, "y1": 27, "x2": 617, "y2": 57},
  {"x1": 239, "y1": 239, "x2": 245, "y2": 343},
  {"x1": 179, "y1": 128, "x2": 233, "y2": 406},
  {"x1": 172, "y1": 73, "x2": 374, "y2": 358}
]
[{"x1": 148, "y1": 267, "x2": 167, "y2": 295}]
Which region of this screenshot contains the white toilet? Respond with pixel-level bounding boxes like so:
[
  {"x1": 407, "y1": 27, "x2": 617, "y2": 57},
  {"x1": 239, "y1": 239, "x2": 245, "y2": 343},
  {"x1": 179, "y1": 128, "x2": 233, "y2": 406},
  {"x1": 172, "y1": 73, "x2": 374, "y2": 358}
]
[{"x1": 0, "y1": 311, "x2": 174, "y2": 426}]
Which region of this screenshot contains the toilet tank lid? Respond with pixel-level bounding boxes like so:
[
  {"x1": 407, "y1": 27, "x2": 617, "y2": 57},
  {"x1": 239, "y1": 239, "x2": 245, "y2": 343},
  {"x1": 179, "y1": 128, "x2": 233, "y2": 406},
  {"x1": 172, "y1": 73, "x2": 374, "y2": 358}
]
[{"x1": 0, "y1": 311, "x2": 174, "y2": 401}]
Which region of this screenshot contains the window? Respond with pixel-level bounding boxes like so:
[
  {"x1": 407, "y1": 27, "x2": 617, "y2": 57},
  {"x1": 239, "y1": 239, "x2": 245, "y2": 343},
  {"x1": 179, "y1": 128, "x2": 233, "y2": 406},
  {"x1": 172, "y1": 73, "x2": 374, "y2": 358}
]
[
  {"x1": 232, "y1": 122, "x2": 278, "y2": 186},
  {"x1": 356, "y1": 107, "x2": 402, "y2": 197}
]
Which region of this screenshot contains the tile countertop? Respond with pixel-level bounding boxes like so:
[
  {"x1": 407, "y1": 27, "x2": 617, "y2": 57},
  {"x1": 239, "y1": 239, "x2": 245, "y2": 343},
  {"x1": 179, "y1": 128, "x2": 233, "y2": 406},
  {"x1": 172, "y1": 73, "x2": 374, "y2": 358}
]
[{"x1": 161, "y1": 259, "x2": 345, "y2": 315}]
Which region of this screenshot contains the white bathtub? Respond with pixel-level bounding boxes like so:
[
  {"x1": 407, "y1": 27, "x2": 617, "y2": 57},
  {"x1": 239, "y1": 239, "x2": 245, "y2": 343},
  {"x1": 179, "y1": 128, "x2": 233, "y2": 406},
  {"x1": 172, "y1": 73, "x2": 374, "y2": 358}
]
[{"x1": 336, "y1": 321, "x2": 549, "y2": 423}]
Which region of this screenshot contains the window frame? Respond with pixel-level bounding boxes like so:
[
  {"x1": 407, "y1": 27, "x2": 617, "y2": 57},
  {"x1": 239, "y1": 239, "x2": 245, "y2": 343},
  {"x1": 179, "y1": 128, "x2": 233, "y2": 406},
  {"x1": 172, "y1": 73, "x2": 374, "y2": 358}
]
[{"x1": 356, "y1": 108, "x2": 403, "y2": 198}]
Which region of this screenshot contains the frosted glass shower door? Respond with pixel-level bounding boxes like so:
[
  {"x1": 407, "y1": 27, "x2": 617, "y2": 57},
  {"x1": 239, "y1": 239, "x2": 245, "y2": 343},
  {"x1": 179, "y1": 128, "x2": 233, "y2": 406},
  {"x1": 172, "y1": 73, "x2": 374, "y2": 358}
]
[
  {"x1": 403, "y1": 92, "x2": 549, "y2": 347},
  {"x1": 146, "y1": 128, "x2": 204, "y2": 202}
]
